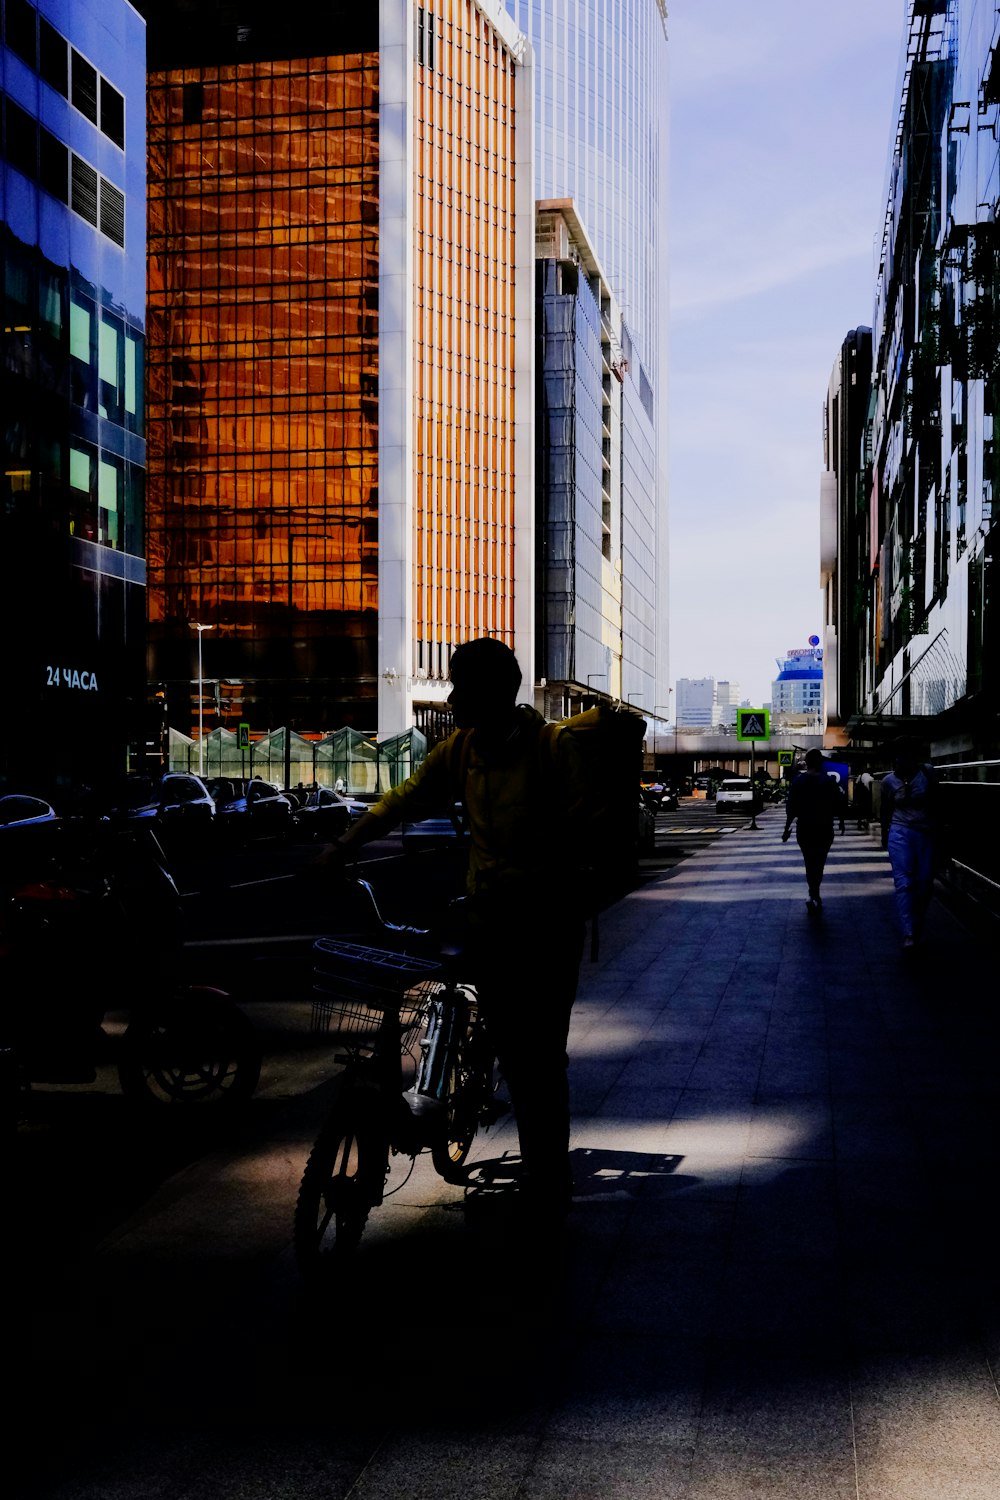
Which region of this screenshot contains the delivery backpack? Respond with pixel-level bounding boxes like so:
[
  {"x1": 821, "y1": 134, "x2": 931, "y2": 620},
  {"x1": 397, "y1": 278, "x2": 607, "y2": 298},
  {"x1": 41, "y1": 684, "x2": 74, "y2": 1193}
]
[
  {"x1": 542, "y1": 704, "x2": 648, "y2": 957},
  {"x1": 449, "y1": 702, "x2": 647, "y2": 960}
]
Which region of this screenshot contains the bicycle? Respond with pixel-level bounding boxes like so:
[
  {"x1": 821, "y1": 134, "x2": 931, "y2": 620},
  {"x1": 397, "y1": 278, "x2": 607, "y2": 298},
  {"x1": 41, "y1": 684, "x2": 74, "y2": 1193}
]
[{"x1": 292, "y1": 874, "x2": 503, "y2": 1277}]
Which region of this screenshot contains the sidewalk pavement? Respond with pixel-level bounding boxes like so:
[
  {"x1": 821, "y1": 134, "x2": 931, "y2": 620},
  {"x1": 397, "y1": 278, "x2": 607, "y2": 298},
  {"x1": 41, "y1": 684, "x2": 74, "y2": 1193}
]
[{"x1": 15, "y1": 806, "x2": 1000, "y2": 1499}]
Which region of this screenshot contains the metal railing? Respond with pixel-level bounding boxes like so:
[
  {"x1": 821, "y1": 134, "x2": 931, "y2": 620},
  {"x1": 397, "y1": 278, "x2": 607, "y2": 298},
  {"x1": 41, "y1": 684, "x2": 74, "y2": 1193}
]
[{"x1": 934, "y1": 760, "x2": 1000, "y2": 922}]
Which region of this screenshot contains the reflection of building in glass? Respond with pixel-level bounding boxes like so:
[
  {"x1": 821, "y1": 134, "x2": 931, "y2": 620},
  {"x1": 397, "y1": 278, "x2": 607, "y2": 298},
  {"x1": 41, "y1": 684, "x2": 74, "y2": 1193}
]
[
  {"x1": 772, "y1": 645, "x2": 824, "y2": 719},
  {"x1": 1, "y1": 0, "x2": 147, "y2": 794},
  {"x1": 507, "y1": 0, "x2": 670, "y2": 714},
  {"x1": 142, "y1": 2, "x2": 533, "y2": 745}
]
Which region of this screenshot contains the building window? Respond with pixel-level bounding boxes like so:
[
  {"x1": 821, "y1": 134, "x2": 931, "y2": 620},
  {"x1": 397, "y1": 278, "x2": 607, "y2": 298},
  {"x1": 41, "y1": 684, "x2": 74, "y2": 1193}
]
[
  {"x1": 37, "y1": 265, "x2": 63, "y2": 339},
  {"x1": 98, "y1": 313, "x2": 123, "y2": 423},
  {"x1": 182, "y1": 82, "x2": 203, "y2": 125},
  {"x1": 38, "y1": 16, "x2": 68, "y2": 96},
  {"x1": 99, "y1": 178, "x2": 125, "y2": 246},
  {"x1": 69, "y1": 290, "x2": 95, "y2": 407},
  {"x1": 5, "y1": 0, "x2": 36, "y2": 69},
  {"x1": 71, "y1": 154, "x2": 98, "y2": 226},
  {"x1": 417, "y1": 7, "x2": 435, "y2": 68},
  {"x1": 69, "y1": 443, "x2": 97, "y2": 540},
  {"x1": 100, "y1": 78, "x2": 124, "y2": 148},
  {"x1": 98, "y1": 456, "x2": 122, "y2": 548},
  {"x1": 125, "y1": 330, "x2": 143, "y2": 433},
  {"x1": 4, "y1": 96, "x2": 37, "y2": 178},
  {"x1": 38, "y1": 125, "x2": 68, "y2": 202},
  {"x1": 71, "y1": 49, "x2": 98, "y2": 124}
]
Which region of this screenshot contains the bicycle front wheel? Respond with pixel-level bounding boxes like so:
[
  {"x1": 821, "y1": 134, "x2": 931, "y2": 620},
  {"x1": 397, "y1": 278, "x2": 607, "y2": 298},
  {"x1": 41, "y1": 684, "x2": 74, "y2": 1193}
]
[
  {"x1": 294, "y1": 1091, "x2": 387, "y2": 1275},
  {"x1": 430, "y1": 1025, "x2": 490, "y2": 1185}
]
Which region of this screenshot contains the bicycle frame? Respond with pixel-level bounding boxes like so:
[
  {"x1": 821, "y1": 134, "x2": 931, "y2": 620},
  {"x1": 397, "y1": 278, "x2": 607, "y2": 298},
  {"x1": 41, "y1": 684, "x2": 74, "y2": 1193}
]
[{"x1": 293, "y1": 875, "x2": 501, "y2": 1273}]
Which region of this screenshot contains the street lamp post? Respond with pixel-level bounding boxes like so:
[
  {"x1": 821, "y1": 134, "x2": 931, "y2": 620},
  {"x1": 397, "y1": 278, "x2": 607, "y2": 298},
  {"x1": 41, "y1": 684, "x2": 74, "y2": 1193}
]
[
  {"x1": 191, "y1": 622, "x2": 214, "y2": 778},
  {"x1": 586, "y1": 673, "x2": 607, "y2": 710}
]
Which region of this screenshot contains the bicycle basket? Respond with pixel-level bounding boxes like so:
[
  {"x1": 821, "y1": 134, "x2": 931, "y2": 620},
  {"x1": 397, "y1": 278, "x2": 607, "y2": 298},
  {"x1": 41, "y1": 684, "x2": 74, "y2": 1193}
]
[{"x1": 310, "y1": 937, "x2": 442, "y2": 1041}]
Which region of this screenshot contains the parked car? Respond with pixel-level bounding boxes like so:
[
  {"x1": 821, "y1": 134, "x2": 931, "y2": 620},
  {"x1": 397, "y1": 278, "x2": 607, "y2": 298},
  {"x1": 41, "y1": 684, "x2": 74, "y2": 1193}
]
[
  {"x1": 641, "y1": 780, "x2": 678, "y2": 813},
  {"x1": 401, "y1": 802, "x2": 470, "y2": 854},
  {"x1": 0, "y1": 794, "x2": 58, "y2": 829},
  {"x1": 637, "y1": 795, "x2": 656, "y2": 856},
  {"x1": 0, "y1": 794, "x2": 61, "y2": 892},
  {"x1": 205, "y1": 776, "x2": 242, "y2": 813},
  {"x1": 107, "y1": 772, "x2": 216, "y2": 826},
  {"x1": 208, "y1": 776, "x2": 295, "y2": 840},
  {"x1": 715, "y1": 777, "x2": 759, "y2": 814},
  {"x1": 293, "y1": 786, "x2": 368, "y2": 842}
]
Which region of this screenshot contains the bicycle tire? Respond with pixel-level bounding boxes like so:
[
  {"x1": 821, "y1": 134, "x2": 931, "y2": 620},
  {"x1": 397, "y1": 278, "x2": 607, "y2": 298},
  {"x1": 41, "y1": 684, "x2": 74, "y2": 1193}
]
[
  {"x1": 118, "y1": 987, "x2": 262, "y2": 1108},
  {"x1": 430, "y1": 1019, "x2": 490, "y2": 1185},
  {"x1": 294, "y1": 1090, "x2": 388, "y2": 1274}
]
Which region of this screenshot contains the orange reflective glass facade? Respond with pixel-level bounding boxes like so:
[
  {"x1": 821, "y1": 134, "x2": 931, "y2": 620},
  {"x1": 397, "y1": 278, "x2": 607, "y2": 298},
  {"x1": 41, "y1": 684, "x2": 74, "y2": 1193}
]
[
  {"x1": 145, "y1": 51, "x2": 379, "y2": 732},
  {"x1": 412, "y1": 2, "x2": 519, "y2": 670}
]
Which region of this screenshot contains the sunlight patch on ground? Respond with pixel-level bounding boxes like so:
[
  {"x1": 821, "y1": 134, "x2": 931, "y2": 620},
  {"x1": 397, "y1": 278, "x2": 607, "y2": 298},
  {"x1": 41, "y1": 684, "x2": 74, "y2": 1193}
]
[
  {"x1": 572, "y1": 1106, "x2": 815, "y2": 1161},
  {"x1": 634, "y1": 870, "x2": 891, "y2": 903},
  {"x1": 568, "y1": 1021, "x2": 657, "y2": 1055}
]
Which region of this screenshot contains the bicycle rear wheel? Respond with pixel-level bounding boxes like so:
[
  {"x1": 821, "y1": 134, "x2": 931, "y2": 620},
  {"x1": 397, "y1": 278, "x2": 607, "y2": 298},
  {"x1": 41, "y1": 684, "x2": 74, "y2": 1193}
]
[
  {"x1": 294, "y1": 1090, "x2": 387, "y2": 1275},
  {"x1": 430, "y1": 1022, "x2": 491, "y2": 1185}
]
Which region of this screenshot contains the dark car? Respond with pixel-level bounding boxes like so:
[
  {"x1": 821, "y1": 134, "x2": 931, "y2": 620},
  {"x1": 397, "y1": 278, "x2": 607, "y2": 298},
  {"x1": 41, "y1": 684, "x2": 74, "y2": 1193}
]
[
  {"x1": 108, "y1": 772, "x2": 216, "y2": 825},
  {"x1": 0, "y1": 794, "x2": 58, "y2": 829},
  {"x1": 292, "y1": 786, "x2": 366, "y2": 842},
  {"x1": 209, "y1": 776, "x2": 295, "y2": 841},
  {"x1": 637, "y1": 795, "x2": 657, "y2": 856},
  {"x1": 0, "y1": 794, "x2": 61, "y2": 892},
  {"x1": 401, "y1": 802, "x2": 470, "y2": 854}
]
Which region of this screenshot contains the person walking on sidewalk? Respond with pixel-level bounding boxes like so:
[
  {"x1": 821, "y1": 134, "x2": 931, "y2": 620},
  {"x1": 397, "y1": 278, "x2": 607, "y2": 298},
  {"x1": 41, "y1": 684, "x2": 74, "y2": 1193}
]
[
  {"x1": 781, "y1": 749, "x2": 847, "y2": 915},
  {"x1": 879, "y1": 740, "x2": 940, "y2": 951},
  {"x1": 315, "y1": 637, "x2": 588, "y2": 1221}
]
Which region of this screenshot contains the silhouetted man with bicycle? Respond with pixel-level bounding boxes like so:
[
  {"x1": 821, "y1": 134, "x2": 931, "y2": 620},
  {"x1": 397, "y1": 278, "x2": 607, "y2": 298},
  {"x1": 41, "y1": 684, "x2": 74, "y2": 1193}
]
[{"x1": 319, "y1": 637, "x2": 587, "y2": 1223}]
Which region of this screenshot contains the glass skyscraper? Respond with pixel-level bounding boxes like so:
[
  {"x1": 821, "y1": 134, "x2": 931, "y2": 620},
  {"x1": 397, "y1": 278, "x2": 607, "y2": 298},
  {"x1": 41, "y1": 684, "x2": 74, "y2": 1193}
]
[
  {"x1": 508, "y1": 0, "x2": 669, "y2": 712},
  {"x1": 1, "y1": 0, "x2": 147, "y2": 796},
  {"x1": 140, "y1": 1, "x2": 534, "y2": 752}
]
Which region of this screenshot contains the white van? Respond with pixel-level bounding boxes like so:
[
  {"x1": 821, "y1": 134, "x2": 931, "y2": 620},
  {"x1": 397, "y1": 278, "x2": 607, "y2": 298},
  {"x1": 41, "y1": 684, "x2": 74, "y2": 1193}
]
[{"x1": 715, "y1": 777, "x2": 757, "y2": 814}]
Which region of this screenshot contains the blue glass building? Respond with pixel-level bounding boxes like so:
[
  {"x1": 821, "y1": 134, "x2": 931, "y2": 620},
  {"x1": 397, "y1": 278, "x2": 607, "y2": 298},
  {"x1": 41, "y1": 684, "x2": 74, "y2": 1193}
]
[
  {"x1": 772, "y1": 644, "x2": 824, "y2": 721},
  {"x1": 1, "y1": 0, "x2": 147, "y2": 798}
]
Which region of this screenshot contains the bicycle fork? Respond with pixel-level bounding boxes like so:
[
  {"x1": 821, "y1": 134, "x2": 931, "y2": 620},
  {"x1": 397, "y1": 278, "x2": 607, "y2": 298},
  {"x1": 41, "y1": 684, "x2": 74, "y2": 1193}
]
[{"x1": 412, "y1": 990, "x2": 465, "y2": 1101}]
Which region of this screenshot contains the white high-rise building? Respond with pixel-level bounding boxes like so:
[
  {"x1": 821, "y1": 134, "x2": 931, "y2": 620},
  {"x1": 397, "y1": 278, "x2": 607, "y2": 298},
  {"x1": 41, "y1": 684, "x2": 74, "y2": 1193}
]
[
  {"x1": 716, "y1": 680, "x2": 742, "y2": 728},
  {"x1": 506, "y1": 0, "x2": 670, "y2": 715},
  {"x1": 676, "y1": 677, "x2": 719, "y2": 729}
]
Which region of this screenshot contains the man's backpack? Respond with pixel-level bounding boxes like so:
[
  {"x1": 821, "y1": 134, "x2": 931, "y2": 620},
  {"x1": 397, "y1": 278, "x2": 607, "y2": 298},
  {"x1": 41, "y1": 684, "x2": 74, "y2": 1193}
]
[
  {"x1": 446, "y1": 703, "x2": 647, "y2": 959},
  {"x1": 540, "y1": 704, "x2": 648, "y2": 957}
]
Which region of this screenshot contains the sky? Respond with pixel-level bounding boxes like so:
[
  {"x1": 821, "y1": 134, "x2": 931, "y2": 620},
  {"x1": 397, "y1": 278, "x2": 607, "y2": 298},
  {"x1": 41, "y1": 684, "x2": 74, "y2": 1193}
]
[{"x1": 667, "y1": 0, "x2": 907, "y2": 710}]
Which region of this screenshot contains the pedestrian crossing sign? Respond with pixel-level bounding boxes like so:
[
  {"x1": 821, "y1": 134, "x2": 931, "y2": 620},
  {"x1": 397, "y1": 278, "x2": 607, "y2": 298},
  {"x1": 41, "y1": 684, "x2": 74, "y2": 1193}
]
[
  {"x1": 777, "y1": 749, "x2": 794, "y2": 766},
  {"x1": 736, "y1": 708, "x2": 769, "y2": 741}
]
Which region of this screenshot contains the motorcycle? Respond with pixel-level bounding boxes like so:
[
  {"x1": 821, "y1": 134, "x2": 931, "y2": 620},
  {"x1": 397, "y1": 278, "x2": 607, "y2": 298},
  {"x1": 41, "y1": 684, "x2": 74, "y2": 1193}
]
[{"x1": 1, "y1": 811, "x2": 261, "y2": 1113}]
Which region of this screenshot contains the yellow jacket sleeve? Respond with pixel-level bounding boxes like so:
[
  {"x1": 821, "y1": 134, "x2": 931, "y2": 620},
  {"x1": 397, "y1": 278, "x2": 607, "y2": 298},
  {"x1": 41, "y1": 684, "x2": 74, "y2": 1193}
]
[{"x1": 365, "y1": 733, "x2": 461, "y2": 829}]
